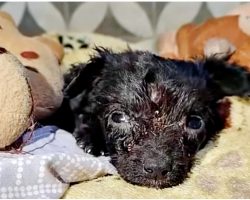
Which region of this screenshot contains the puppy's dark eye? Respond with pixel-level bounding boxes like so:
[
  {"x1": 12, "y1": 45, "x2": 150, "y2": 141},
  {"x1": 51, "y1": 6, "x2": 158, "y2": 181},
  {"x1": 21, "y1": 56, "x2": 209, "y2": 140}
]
[
  {"x1": 111, "y1": 112, "x2": 128, "y2": 123},
  {"x1": 186, "y1": 115, "x2": 204, "y2": 130}
]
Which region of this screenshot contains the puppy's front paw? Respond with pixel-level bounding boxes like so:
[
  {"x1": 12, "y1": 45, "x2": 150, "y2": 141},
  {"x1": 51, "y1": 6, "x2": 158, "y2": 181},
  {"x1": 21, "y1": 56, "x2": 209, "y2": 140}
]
[
  {"x1": 74, "y1": 129, "x2": 104, "y2": 156},
  {"x1": 76, "y1": 139, "x2": 93, "y2": 153}
]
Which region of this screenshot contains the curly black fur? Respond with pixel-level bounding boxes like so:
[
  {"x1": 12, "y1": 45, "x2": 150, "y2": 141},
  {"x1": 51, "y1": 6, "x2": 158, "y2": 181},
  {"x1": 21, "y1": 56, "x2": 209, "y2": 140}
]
[{"x1": 43, "y1": 48, "x2": 250, "y2": 189}]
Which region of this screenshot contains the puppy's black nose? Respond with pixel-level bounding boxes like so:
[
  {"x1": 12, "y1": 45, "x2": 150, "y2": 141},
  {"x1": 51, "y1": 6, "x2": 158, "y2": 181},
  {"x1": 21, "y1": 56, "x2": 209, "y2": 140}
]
[{"x1": 143, "y1": 160, "x2": 172, "y2": 178}]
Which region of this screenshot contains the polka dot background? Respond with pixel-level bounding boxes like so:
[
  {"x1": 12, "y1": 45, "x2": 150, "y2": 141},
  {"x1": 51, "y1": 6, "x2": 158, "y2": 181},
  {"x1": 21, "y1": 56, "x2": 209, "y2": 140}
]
[{"x1": 0, "y1": 128, "x2": 117, "y2": 199}]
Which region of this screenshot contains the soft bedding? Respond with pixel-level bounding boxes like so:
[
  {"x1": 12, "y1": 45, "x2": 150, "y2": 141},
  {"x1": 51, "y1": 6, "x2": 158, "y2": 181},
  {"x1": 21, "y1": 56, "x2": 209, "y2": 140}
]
[
  {"x1": 1, "y1": 32, "x2": 250, "y2": 199},
  {"x1": 0, "y1": 126, "x2": 116, "y2": 199}
]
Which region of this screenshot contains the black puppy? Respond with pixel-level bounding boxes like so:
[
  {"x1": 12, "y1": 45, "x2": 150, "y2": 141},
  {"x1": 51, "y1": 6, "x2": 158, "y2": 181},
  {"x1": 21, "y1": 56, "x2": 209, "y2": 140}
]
[{"x1": 50, "y1": 48, "x2": 250, "y2": 189}]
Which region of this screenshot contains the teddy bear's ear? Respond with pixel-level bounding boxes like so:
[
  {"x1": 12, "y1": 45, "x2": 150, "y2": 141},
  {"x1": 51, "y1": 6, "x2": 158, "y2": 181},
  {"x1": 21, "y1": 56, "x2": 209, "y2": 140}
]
[
  {"x1": 63, "y1": 47, "x2": 112, "y2": 98},
  {"x1": 0, "y1": 11, "x2": 16, "y2": 26},
  {"x1": 35, "y1": 36, "x2": 64, "y2": 61},
  {"x1": 204, "y1": 58, "x2": 250, "y2": 99}
]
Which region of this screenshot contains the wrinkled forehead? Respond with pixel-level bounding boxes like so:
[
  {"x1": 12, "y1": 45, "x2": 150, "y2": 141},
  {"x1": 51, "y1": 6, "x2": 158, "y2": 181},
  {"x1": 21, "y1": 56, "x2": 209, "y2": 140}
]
[
  {"x1": 101, "y1": 56, "x2": 210, "y2": 111},
  {"x1": 122, "y1": 81, "x2": 210, "y2": 117}
]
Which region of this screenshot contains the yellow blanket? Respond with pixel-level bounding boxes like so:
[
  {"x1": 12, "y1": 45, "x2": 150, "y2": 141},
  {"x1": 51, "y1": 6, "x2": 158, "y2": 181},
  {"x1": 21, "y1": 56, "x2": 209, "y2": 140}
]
[{"x1": 63, "y1": 96, "x2": 250, "y2": 199}]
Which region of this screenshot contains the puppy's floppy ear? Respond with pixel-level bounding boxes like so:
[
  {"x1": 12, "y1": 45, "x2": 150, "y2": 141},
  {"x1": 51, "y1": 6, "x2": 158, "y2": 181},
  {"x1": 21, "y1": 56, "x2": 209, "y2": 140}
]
[
  {"x1": 204, "y1": 58, "x2": 250, "y2": 99},
  {"x1": 64, "y1": 47, "x2": 113, "y2": 98}
]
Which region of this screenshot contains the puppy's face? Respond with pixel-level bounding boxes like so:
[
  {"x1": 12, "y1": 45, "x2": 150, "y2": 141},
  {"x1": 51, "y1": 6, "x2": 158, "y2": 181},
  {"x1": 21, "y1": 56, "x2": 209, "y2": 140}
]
[
  {"x1": 93, "y1": 55, "x2": 224, "y2": 188},
  {"x1": 102, "y1": 85, "x2": 221, "y2": 188},
  {"x1": 65, "y1": 49, "x2": 249, "y2": 188}
]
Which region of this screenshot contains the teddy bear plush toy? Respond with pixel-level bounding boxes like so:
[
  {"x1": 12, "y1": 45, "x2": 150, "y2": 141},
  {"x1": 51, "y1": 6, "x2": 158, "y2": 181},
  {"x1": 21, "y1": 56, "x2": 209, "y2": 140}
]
[
  {"x1": 0, "y1": 11, "x2": 64, "y2": 148},
  {"x1": 158, "y1": 4, "x2": 250, "y2": 71}
]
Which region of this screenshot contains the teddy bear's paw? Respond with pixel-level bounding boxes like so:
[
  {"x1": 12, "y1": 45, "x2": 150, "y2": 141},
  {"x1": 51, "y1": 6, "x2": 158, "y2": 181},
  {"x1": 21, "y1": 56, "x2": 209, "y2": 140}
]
[{"x1": 0, "y1": 46, "x2": 33, "y2": 148}]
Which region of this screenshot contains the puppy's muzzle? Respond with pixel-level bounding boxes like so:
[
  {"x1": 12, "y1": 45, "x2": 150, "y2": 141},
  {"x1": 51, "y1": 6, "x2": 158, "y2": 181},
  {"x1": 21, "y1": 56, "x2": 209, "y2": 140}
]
[{"x1": 143, "y1": 156, "x2": 173, "y2": 179}]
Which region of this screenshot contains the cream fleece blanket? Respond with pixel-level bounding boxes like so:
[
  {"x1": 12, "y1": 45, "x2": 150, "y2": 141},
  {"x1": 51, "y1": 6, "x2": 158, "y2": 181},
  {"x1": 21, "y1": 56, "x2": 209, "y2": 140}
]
[
  {"x1": 64, "y1": 96, "x2": 250, "y2": 199},
  {"x1": 44, "y1": 32, "x2": 250, "y2": 199},
  {"x1": 46, "y1": 33, "x2": 249, "y2": 199}
]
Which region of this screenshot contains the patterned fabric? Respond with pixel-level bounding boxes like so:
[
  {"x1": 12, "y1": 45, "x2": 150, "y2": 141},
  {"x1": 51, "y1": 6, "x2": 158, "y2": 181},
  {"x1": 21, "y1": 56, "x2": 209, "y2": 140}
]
[
  {"x1": 0, "y1": 126, "x2": 117, "y2": 199},
  {"x1": 0, "y1": 2, "x2": 246, "y2": 43}
]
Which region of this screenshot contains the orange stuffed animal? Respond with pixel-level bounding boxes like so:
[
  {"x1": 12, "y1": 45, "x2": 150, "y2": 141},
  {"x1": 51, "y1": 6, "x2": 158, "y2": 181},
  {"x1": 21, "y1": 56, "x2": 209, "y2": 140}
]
[{"x1": 158, "y1": 7, "x2": 250, "y2": 71}]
